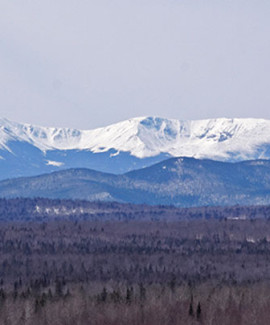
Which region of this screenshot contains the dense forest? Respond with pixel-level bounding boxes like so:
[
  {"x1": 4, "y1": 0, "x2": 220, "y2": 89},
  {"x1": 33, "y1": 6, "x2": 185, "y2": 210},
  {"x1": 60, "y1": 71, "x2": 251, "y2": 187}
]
[
  {"x1": 1, "y1": 197, "x2": 270, "y2": 222},
  {"x1": 1, "y1": 198, "x2": 270, "y2": 324}
]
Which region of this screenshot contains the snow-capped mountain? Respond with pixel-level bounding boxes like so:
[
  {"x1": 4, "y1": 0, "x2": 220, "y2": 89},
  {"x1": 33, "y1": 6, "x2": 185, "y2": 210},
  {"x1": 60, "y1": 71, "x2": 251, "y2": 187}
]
[
  {"x1": 1, "y1": 116, "x2": 270, "y2": 180},
  {"x1": 1, "y1": 116, "x2": 270, "y2": 159}
]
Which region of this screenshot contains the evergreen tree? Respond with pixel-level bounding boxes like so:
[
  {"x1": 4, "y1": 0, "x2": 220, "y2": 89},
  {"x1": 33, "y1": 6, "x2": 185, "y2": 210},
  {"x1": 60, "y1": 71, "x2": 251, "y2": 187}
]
[
  {"x1": 100, "y1": 287, "x2": 107, "y2": 302},
  {"x1": 189, "y1": 302, "x2": 194, "y2": 316},
  {"x1": 189, "y1": 295, "x2": 194, "y2": 316},
  {"x1": 196, "y1": 302, "x2": 201, "y2": 320}
]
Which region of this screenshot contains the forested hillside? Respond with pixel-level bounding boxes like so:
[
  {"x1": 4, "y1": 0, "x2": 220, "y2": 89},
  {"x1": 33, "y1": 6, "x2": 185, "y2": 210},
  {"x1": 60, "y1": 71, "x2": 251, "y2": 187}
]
[{"x1": 2, "y1": 157, "x2": 270, "y2": 207}]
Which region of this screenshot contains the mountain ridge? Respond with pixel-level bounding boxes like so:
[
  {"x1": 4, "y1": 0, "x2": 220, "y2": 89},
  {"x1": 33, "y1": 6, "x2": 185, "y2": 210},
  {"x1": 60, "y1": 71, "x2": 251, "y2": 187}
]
[
  {"x1": 1, "y1": 116, "x2": 270, "y2": 180},
  {"x1": 1, "y1": 116, "x2": 270, "y2": 158},
  {"x1": 1, "y1": 156, "x2": 270, "y2": 207}
]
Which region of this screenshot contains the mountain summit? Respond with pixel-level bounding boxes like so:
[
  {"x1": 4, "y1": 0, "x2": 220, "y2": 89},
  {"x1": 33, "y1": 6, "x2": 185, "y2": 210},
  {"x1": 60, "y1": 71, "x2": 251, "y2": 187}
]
[{"x1": 0, "y1": 116, "x2": 270, "y2": 180}]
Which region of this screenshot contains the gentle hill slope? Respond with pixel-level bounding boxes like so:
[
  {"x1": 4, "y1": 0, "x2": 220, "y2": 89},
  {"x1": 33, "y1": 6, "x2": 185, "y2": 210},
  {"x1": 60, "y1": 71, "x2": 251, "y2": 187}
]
[{"x1": 1, "y1": 157, "x2": 270, "y2": 207}]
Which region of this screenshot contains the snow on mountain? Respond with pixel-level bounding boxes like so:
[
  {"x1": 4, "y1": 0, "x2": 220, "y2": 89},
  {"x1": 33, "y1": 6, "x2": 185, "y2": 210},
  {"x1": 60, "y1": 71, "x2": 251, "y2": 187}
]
[{"x1": 1, "y1": 116, "x2": 270, "y2": 161}]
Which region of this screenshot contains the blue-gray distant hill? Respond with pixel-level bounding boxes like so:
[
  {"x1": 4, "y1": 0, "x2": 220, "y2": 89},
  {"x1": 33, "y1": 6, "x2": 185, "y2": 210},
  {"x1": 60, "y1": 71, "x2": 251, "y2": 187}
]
[{"x1": 1, "y1": 157, "x2": 270, "y2": 207}]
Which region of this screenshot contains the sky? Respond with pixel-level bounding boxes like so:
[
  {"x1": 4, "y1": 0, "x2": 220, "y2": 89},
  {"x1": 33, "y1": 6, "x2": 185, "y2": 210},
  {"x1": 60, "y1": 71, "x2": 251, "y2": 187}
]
[{"x1": 0, "y1": 0, "x2": 270, "y2": 129}]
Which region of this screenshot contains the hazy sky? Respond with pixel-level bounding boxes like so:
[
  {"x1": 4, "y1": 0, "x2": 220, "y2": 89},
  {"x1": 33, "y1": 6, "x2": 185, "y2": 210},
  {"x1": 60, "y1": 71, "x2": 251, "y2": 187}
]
[{"x1": 1, "y1": 0, "x2": 270, "y2": 129}]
